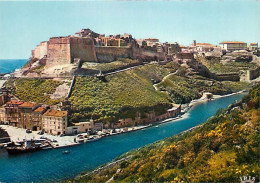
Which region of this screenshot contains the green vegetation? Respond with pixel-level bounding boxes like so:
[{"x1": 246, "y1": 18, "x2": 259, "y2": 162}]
[
  {"x1": 197, "y1": 56, "x2": 258, "y2": 74},
  {"x1": 70, "y1": 62, "x2": 250, "y2": 122},
  {"x1": 73, "y1": 84, "x2": 260, "y2": 183},
  {"x1": 7, "y1": 78, "x2": 62, "y2": 105},
  {"x1": 69, "y1": 64, "x2": 171, "y2": 122},
  {"x1": 82, "y1": 58, "x2": 140, "y2": 73},
  {"x1": 156, "y1": 74, "x2": 249, "y2": 104}
]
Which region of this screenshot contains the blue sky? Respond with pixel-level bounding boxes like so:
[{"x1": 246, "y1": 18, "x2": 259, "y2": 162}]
[{"x1": 0, "y1": 0, "x2": 259, "y2": 59}]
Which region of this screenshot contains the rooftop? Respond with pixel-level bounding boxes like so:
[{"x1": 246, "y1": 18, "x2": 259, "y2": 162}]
[
  {"x1": 19, "y1": 102, "x2": 37, "y2": 108},
  {"x1": 220, "y1": 41, "x2": 246, "y2": 44},
  {"x1": 33, "y1": 107, "x2": 46, "y2": 113},
  {"x1": 6, "y1": 100, "x2": 23, "y2": 105},
  {"x1": 43, "y1": 109, "x2": 67, "y2": 117},
  {"x1": 196, "y1": 43, "x2": 213, "y2": 46}
]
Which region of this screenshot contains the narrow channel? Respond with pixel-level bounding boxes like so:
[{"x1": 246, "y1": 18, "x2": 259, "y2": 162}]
[{"x1": 0, "y1": 93, "x2": 245, "y2": 183}]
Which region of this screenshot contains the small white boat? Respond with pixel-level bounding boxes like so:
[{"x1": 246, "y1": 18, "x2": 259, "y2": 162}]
[
  {"x1": 155, "y1": 126, "x2": 159, "y2": 128},
  {"x1": 62, "y1": 150, "x2": 70, "y2": 154}
]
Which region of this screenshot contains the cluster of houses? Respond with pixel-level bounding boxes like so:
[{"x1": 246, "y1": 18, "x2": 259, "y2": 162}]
[{"x1": 0, "y1": 89, "x2": 97, "y2": 136}]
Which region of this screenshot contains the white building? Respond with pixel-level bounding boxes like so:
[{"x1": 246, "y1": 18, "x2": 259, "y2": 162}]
[
  {"x1": 219, "y1": 41, "x2": 247, "y2": 52},
  {"x1": 42, "y1": 109, "x2": 68, "y2": 135},
  {"x1": 66, "y1": 120, "x2": 94, "y2": 135}
]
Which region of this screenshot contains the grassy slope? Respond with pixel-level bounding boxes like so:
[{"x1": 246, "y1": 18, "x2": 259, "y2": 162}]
[
  {"x1": 70, "y1": 63, "x2": 250, "y2": 122},
  {"x1": 5, "y1": 78, "x2": 62, "y2": 105},
  {"x1": 197, "y1": 56, "x2": 258, "y2": 74},
  {"x1": 73, "y1": 84, "x2": 260, "y2": 183},
  {"x1": 69, "y1": 64, "x2": 171, "y2": 122},
  {"x1": 157, "y1": 74, "x2": 249, "y2": 103},
  {"x1": 82, "y1": 58, "x2": 140, "y2": 73}
]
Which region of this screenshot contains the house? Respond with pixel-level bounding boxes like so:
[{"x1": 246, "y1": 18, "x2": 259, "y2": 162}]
[
  {"x1": 93, "y1": 122, "x2": 103, "y2": 131},
  {"x1": 114, "y1": 118, "x2": 135, "y2": 128},
  {"x1": 18, "y1": 102, "x2": 39, "y2": 129},
  {"x1": 249, "y1": 43, "x2": 258, "y2": 51},
  {"x1": 31, "y1": 107, "x2": 48, "y2": 131},
  {"x1": 0, "y1": 107, "x2": 6, "y2": 124},
  {"x1": 42, "y1": 109, "x2": 68, "y2": 135},
  {"x1": 4, "y1": 100, "x2": 23, "y2": 127},
  {"x1": 67, "y1": 120, "x2": 94, "y2": 135},
  {"x1": 219, "y1": 41, "x2": 247, "y2": 52}
]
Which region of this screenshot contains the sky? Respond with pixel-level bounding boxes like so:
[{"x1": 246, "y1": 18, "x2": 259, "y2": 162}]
[{"x1": 0, "y1": 0, "x2": 259, "y2": 59}]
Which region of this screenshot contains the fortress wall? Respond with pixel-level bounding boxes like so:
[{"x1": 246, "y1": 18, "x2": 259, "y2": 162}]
[
  {"x1": 46, "y1": 37, "x2": 71, "y2": 67},
  {"x1": 32, "y1": 42, "x2": 48, "y2": 60},
  {"x1": 133, "y1": 47, "x2": 166, "y2": 61},
  {"x1": 95, "y1": 46, "x2": 132, "y2": 62},
  {"x1": 70, "y1": 37, "x2": 98, "y2": 63},
  {"x1": 216, "y1": 73, "x2": 240, "y2": 81},
  {"x1": 250, "y1": 66, "x2": 260, "y2": 80}
]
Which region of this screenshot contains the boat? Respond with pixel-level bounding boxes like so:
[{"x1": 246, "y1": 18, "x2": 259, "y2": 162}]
[
  {"x1": 85, "y1": 136, "x2": 101, "y2": 142},
  {"x1": 6, "y1": 140, "x2": 52, "y2": 154},
  {"x1": 62, "y1": 150, "x2": 70, "y2": 154},
  {"x1": 155, "y1": 125, "x2": 159, "y2": 128}
]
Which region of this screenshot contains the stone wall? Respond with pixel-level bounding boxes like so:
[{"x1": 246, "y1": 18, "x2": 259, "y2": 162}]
[
  {"x1": 70, "y1": 37, "x2": 97, "y2": 63},
  {"x1": 133, "y1": 47, "x2": 166, "y2": 61},
  {"x1": 46, "y1": 37, "x2": 71, "y2": 67},
  {"x1": 216, "y1": 73, "x2": 240, "y2": 81},
  {"x1": 250, "y1": 66, "x2": 260, "y2": 80},
  {"x1": 32, "y1": 41, "x2": 48, "y2": 60},
  {"x1": 95, "y1": 46, "x2": 132, "y2": 62}
]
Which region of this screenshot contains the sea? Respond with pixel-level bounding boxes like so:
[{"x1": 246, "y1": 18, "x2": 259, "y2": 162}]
[{"x1": 0, "y1": 59, "x2": 28, "y2": 74}]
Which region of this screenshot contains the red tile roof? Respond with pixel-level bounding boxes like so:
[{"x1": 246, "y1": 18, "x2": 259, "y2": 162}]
[
  {"x1": 19, "y1": 102, "x2": 37, "y2": 108},
  {"x1": 33, "y1": 107, "x2": 46, "y2": 113},
  {"x1": 220, "y1": 41, "x2": 246, "y2": 44},
  {"x1": 196, "y1": 43, "x2": 213, "y2": 46},
  {"x1": 43, "y1": 109, "x2": 67, "y2": 117},
  {"x1": 6, "y1": 100, "x2": 23, "y2": 105}
]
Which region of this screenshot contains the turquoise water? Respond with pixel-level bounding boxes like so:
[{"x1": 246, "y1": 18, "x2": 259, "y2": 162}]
[
  {"x1": 0, "y1": 59, "x2": 28, "y2": 74},
  {"x1": 0, "y1": 93, "x2": 245, "y2": 182}
]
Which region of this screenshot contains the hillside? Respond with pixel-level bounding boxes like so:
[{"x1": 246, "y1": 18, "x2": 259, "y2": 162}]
[
  {"x1": 69, "y1": 63, "x2": 249, "y2": 122},
  {"x1": 73, "y1": 84, "x2": 260, "y2": 183},
  {"x1": 5, "y1": 61, "x2": 251, "y2": 123},
  {"x1": 197, "y1": 56, "x2": 258, "y2": 74}
]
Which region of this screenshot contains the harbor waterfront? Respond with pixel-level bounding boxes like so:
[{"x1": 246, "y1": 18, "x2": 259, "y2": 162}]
[{"x1": 0, "y1": 93, "x2": 245, "y2": 183}]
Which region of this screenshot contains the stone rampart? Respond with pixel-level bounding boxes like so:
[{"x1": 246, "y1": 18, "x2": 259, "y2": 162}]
[
  {"x1": 216, "y1": 73, "x2": 240, "y2": 81},
  {"x1": 70, "y1": 37, "x2": 97, "y2": 62},
  {"x1": 250, "y1": 66, "x2": 260, "y2": 80},
  {"x1": 95, "y1": 46, "x2": 132, "y2": 62},
  {"x1": 46, "y1": 37, "x2": 71, "y2": 67},
  {"x1": 32, "y1": 41, "x2": 48, "y2": 60},
  {"x1": 133, "y1": 47, "x2": 166, "y2": 61}
]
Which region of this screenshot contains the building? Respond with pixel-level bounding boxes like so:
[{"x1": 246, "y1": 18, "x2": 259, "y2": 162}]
[
  {"x1": 4, "y1": 100, "x2": 23, "y2": 127},
  {"x1": 249, "y1": 43, "x2": 258, "y2": 51},
  {"x1": 94, "y1": 122, "x2": 103, "y2": 131},
  {"x1": 42, "y1": 109, "x2": 68, "y2": 135},
  {"x1": 219, "y1": 41, "x2": 247, "y2": 52},
  {"x1": 0, "y1": 107, "x2": 6, "y2": 124},
  {"x1": 18, "y1": 102, "x2": 39, "y2": 129},
  {"x1": 66, "y1": 120, "x2": 94, "y2": 135},
  {"x1": 31, "y1": 107, "x2": 48, "y2": 131}
]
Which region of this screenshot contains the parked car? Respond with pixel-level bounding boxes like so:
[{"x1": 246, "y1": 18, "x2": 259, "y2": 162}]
[
  {"x1": 52, "y1": 139, "x2": 58, "y2": 143},
  {"x1": 26, "y1": 129, "x2": 32, "y2": 133}
]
